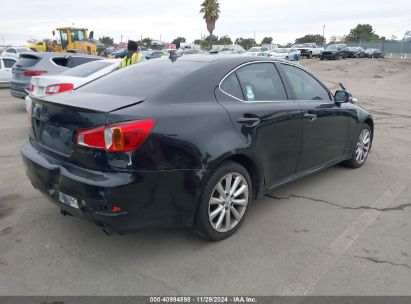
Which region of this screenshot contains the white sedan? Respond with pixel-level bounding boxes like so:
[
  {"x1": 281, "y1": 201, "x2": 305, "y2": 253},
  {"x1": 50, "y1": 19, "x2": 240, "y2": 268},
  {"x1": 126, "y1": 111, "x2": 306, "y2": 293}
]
[
  {"x1": 25, "y1": 59, "x2": 120, "y2": 110},
  {"x1": 28, "y1": 59, "x2": 120, "y2": 98},
  {"x1": 0, "y1": 57, "x2": 17, "y2": 87},
  {"x1": 269, "y1": 48, "x2": 300, "y2": 61}
]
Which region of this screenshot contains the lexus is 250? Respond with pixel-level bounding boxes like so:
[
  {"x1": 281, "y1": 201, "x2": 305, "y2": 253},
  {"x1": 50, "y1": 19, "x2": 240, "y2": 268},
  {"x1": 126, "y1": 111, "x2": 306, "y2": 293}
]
[{"x1": 22, "y1": 55, "x2": 373, "y2": 240}]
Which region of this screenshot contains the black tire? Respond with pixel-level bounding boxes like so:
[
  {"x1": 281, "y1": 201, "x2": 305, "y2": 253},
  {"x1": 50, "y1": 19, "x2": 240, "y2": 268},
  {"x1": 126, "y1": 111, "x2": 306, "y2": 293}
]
[
  {"x1": 193, "y1": 161, "x2": 252, "y2": 241},
  {"x1": 343, "y1": 124, "x2": 372, "y2": 168},
  {"x1": 285, "y1": 56, "x2": 289, "y2": 60},
  {"x1": 308, "y1": 52, "x2": 312, "y2": 59},
  {"x1": 320, "y1": 57, "x2": 324, "y2": 60}
]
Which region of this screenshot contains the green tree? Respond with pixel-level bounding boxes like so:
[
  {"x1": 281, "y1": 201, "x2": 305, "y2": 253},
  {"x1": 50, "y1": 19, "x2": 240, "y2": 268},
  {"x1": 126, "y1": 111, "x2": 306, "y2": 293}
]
[
  {"x1": 200, "y1": 0, "x2": 220, "y2": 49},
  {"x1": 193, "y1": 39, "x2": 202, "y2": 45},
  {"x1": 218, "y1": 35, "x2": 232, "y2": 45},
  {"x1": 200, "y1": 40, "x2": 209, "y2": 50},
  {"x1": 137, "y1": 37, "x2": 153, "y2": 48},
  {"x1": 346, "y1": 24, "x2": 380, "y2": 42},
  {"x1": 99, "y1": 36, "x2": 114, "y2": 46},
  {"x1": 261, "y1": 37, "x2": 273, "y2": 45},
  {"x1": 172, "y1": 37, "x2": 186, "y2": 49},
  {"x1": 295, "y1": 34, "x2": 325, "y2": 45},
  {"x1": 205, "y1": 35, "x2": 219, "y2": 48},
  {"x1": 235, "y1": 37, "x2": 256, "y2": 50}
]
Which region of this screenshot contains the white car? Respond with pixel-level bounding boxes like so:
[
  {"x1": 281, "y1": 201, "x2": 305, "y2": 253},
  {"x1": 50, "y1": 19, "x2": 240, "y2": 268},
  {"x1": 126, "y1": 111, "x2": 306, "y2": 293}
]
[
  {"x1": 269, "y1": 48, "x2": 300, "y2": 61},
  {"x1": 1, "y1": 47, "x2": 33, "y2": 59},
  {"x1": 28, "y1": 59, "x2": 120, "y2": 98},
  {"x1": 244, "y1": 46, "x2": 270, "y2": 56},
  {"x1": 24, "y1": 58, "x2": 120, "y2": 110},
  {"x1": 0, "y1": 57, "x2": 17, "y2": 87}
]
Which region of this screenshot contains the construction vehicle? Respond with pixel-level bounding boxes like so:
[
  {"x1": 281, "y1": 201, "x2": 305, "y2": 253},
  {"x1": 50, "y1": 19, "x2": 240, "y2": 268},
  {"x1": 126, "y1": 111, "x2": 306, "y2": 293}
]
[
  {"x1": 27, "y1": 39, "x2": 53, "y2": 52},
  {"x1": 52, "y1": 27, "x2": 98, "y2": 55},
  {"x1": 27, "y1": 27, "x2": 101, "y2": 55}
]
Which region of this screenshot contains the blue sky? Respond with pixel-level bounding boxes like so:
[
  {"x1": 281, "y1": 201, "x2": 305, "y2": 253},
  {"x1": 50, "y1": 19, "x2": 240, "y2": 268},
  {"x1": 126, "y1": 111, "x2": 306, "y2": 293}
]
[{"x1": 1, "y1": 0, "x2": 410, "y2": 45}]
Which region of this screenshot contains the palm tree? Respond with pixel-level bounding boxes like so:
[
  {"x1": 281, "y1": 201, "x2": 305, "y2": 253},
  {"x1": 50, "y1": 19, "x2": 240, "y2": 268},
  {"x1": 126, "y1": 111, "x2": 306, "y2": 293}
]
[{"x1": 200, "y1": 0, "x2": 220, "y2": 49}]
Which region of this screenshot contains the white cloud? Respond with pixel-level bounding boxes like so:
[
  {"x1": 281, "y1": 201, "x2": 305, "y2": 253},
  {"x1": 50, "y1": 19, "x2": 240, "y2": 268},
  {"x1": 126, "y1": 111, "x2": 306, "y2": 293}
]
[{"x1": 0, "y1": 0, "x2": 410, "y2": 45}]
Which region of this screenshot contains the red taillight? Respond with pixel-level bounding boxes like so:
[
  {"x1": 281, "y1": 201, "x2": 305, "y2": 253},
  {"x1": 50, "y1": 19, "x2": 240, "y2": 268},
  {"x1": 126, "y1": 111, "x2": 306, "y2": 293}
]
[
  {"x1": 24, "y1": 70, "x2": 47, "y2": 76},
  {"x1": 45, "y1": 83, "x2": 74, "y2": 95},
  {"x1": 76, "y1": 120, "x2": 155, "y2": 152},
  {"x1": 111, "y1": 205, "x2": 122, "y2": 213}
]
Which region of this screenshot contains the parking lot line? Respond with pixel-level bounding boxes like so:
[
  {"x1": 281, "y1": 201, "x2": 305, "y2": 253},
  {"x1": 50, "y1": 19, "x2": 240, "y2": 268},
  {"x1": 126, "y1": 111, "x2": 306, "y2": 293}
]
[{"x1": 281, "y1": 172, "x2": 411, "y2": 295}]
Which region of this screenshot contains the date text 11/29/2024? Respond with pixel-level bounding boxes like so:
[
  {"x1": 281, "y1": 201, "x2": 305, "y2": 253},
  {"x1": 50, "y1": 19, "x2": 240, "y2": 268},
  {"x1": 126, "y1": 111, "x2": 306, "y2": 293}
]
[{"x1": 149, "y1": 296, "x2": 257, "y2": 303}]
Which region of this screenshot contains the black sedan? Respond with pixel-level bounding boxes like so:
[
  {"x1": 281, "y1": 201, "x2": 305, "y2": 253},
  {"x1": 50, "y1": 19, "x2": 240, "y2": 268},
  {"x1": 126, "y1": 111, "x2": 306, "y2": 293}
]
[
  {"x1": 347, "y1": 47, "x2": 366, "y2": 58},
  {"x1": 22, "y1": 56, "x2": 373, "y2": 240},
  {"x1": 320, "y1": 44, "x2": 348, "y2": 60},
  {"x1": 365, "y1": 48, "x2": 385, "y2": 58}
]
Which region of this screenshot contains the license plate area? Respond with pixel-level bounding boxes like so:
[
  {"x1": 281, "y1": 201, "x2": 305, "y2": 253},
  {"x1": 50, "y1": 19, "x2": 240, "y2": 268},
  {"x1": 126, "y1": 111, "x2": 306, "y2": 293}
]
[
  {"x1": 58, "y1": 191, "x2": 79, "y2": 209},
  {"x1": 35, "y1": 121, "x2": 73, "y2": 156}
]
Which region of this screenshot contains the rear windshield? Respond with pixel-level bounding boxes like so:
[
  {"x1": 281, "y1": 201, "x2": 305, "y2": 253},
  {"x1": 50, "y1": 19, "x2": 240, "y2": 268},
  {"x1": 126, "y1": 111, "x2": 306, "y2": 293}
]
[
  {"x1": 17, "y1": 48, "x2": 31, "y2": 53},
  {"x1": 78, "y1": 59, "x2": 205, "y2": 97},
  {"x1": 61, "y1": 61, "x2": 114, "y2": 77},
  {"x1": 16, "y1": 56, "x2": 40, "y2": 67}
]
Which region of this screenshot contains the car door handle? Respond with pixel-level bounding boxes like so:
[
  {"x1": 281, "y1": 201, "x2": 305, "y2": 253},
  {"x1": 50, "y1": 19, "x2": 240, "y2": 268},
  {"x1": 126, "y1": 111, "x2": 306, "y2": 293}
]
[
  {"x1": 303, "y1": 113, "x2": 317, "y2": 121},
  {"x1": 237, "y1": 116, "x2": 261, "y2": 127}
]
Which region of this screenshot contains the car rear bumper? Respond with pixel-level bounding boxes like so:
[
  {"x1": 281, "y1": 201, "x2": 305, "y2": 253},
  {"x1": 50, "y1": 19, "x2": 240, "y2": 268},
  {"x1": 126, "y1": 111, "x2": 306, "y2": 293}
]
[
  {"x1": 10, "y1": 80, "x2": 29, "y2": 98},
  {"x1": 21, "y1": 141, "x2": 200, "y2": 233}
]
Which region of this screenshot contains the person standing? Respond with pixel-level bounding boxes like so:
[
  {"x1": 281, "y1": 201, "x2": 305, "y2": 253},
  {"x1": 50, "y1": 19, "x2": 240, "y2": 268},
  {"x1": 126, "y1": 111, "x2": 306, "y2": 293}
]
[{"x1": 120, "y1": 40, "x2": 145, "y2": 68}]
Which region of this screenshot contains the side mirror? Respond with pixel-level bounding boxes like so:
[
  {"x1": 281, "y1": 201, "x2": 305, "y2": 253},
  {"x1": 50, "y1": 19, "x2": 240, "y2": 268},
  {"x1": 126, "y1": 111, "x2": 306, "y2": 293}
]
[
  {"x1": 89, "y1": 31, "x2": 94, "y2": 40},
  {"x1": 52, "y1": 30, "x2": 55, "y2": 36},
  {"x1": 334, "y1": 90, "x2": 351, "y2": 103}
]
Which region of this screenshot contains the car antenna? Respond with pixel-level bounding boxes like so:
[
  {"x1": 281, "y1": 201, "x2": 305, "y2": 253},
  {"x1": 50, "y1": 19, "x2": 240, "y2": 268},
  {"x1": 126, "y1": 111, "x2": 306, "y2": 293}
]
[{"x1": 339, "y1": 82, "x2": 346, "y2": 90}]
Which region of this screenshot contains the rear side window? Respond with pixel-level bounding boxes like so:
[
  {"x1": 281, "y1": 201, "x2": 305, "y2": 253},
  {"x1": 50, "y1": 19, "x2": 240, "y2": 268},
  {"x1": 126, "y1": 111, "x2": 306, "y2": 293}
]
[
  {"x1": 16, "y1": 56, "x2": 40, "y2": 67},
  {"x1": 282, "y1": 64, "x2": 331, "y2": 101},
  {"x1": 235, "y1": 63, "x2": 287, "y2": 101},
  {"x1": 61, "y1": 61, "x2": 114, "y2": 77},
  {"x1": 66, "y1": 57, "x2": 100, "y2": 68},
  {"x1": 3, "y1": 58, "x2": 16, "y2": 68},
  {"x1": 220, "y1": 73, "x2": 244, "y2": 100},
  {"x1": 52, "y1": 57, "x2": 69, "y2": 67}
]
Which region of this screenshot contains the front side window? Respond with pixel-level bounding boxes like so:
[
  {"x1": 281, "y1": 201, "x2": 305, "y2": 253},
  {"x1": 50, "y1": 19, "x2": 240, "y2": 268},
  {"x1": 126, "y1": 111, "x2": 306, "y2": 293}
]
[
  {"x1": 282, "y1": 64, "x2": 331, "y2": 101},
  {"x1": 6, "y1": 48, "x2": 16, "y2": 53},
  {"x1": 235, "y1": 63, "x2": 287, "y2": 102}
]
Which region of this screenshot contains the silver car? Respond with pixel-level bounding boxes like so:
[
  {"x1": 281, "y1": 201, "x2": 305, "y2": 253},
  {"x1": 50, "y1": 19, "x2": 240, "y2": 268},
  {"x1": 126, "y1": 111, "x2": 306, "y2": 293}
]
[{"x1": 10, "y1": 52, "x2": 102, "y2": 98}]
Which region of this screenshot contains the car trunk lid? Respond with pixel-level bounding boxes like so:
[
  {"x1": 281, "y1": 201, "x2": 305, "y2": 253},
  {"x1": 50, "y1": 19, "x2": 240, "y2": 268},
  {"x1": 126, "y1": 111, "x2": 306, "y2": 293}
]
[{"x1": 29, "y1": 92, "x2": 144, "y2": 169}]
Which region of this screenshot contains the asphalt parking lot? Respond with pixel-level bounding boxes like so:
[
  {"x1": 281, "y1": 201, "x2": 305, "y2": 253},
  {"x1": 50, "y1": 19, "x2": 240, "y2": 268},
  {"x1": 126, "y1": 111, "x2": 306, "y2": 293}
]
[{"x1": 0, "y1": 58, "x2": 410, "y2": 296}]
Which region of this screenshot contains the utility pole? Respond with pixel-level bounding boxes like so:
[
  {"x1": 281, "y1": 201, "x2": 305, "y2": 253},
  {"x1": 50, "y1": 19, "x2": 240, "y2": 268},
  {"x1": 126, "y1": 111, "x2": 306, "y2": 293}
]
[
  {"x1": 120, "y1": 34, "x2": 123, "y2": 43},
  {"x1": 254, "y1": 30, "x2": 256, "y2": 45},
  {"x1": 323, "y1": 24, "x2": 325, "y2": 43}
]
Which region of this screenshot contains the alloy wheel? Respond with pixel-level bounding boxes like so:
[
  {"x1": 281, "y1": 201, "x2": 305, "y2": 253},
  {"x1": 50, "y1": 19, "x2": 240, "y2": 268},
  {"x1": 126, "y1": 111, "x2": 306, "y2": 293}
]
[
  {"x1": 208, "y1": 172, "x2": 249, "y2": 233},
  {"x1": 355, "y1": 129, "x2": 371, "y2": 164}
]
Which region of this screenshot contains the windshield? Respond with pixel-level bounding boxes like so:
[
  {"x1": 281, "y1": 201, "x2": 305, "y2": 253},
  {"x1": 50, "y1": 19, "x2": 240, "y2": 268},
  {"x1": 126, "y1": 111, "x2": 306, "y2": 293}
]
[
  {"x1": 302, "y1": 43, "x2": 314, "y2": 47},
  {"x1": 326, "y1": 45, "x2": 340, "y2": 50},
  {"x1": 292, "y1": 44, "x2": 302, "y2": 48},
  {"x1": 61, "y1": 60, "x2": 114, "y2": 78},
  {"x1": 248, "y1": 47, "x2": 260, "y2": 52},
  {"x1": 276, "y1": 48, "x2": 288, "y2": 53}
]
